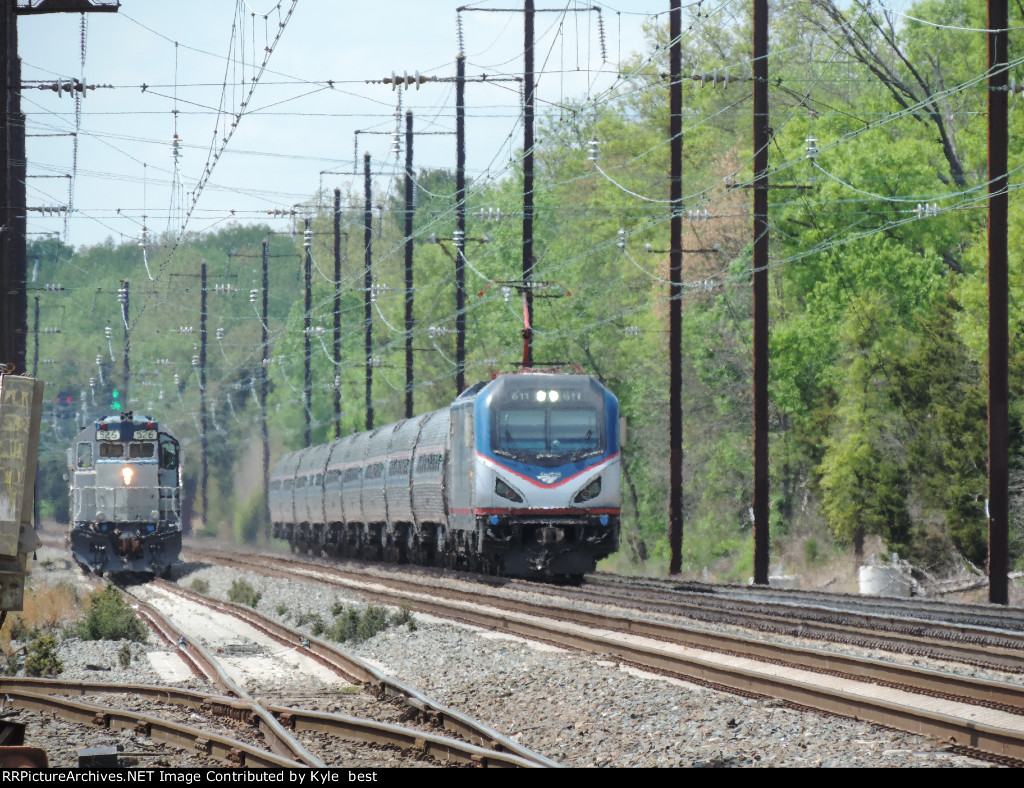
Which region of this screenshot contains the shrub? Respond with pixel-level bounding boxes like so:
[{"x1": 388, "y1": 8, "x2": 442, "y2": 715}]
[
  {"x1": 227, "y1": 579, "x2": 261, "y2": 608},
  {"x1": 118, "y1": 643, "x2": 133, "y2": 668},
  {"x1": 326, "y1": 604, "x2": 395, "y2": 644},
  {"x1": 191, "y1": 578, "x2": 210, "y2": 594},
  {"x1": 24, "y1": 634, "x2": 63, "y2": 677},
  {"x1": 391, "y1": 606, "x2": 417, "y2": 632},
  {"x1": 76, "y1": 586, "x2": 147, "y2": 642}
]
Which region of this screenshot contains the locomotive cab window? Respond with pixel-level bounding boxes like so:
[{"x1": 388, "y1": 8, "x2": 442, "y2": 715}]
[
  {"x1": 99, "y1": 442, "x2": 124, "y2": 458},
  {"x1": 491, "y1": 379, "x2": 605, "y2": 466},
  {"x1": 77, "y1": 442, "x2": 93, "y2": 468},
  {"x1": 130, "y1": 442, "x2": 155, "y2": 459}
]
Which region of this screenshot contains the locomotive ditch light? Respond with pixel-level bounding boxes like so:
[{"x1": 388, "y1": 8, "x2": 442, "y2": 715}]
[{"x1": 121, "y1": 466, "x2": 134, "y2": 486}]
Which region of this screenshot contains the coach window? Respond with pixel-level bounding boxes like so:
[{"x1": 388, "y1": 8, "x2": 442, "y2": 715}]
[{"x1": 77, "y1": 443, "x2": 93, "y2": 468}]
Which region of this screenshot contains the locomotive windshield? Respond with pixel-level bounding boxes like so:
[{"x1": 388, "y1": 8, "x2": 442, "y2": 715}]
[{"x1": 489, "y1": 376, "x2": 605, "y2": 467}]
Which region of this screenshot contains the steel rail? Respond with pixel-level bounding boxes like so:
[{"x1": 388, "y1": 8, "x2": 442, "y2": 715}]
[
  {"x1": 504, "y1": 581, "x2": 1024, "y2": 673},
  {"x1": 152, "y1": 579, "x2": 560, "y2": 768},
  {"x1": 588, "y1": 572, "x2": 1024, "y2": 631},
  {"x1": 0, "y1": 679, "x2": 538, "y2": 768},
  {"x1": 269, "y1": 706, "x2": 540, "y2": 768},
  {"x1": 121, "y1": 587, "x2": 327, "y2": 768},
  {"x1": 568, "y1": 577, "x2": 1024, "y2": 653},
  {"x1": 0, "y1": 685, "x2": 301, "y2": 768},
  {"x1": 191, "y1": 549, "x2": 1024, "y2": 763}
]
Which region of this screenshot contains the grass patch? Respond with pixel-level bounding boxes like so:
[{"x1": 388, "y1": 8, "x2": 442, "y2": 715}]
[
  {"x1": 75, "y1": 586, "x2": 147, "y2": 642},
  {"x1": 1, "y1": 582, "x2": 80, "y2": 649},
  {"x1": 227, "y1": 579, "x2": 261, "y2": 608},
  {"x1": 190, "y1": 578, "x2": 210, "y2": 594}
]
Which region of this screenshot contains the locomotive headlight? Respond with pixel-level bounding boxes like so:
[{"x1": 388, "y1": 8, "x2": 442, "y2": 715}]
[
  {"x1": 121, "y1": 466, "x2": 134, "y2": 486},
  {"x1": 573, "y1": 476, "x2": 602, "y2": 503},
  {"x1": 495, "y1": 477, "x2": 524, "y2": 503}
]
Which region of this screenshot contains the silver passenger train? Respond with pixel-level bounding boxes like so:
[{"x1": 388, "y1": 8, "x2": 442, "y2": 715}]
[
  {"x1": 67, "y1": 412, "x2": 183, "y2": 576},
  {"x1": 270, "y1": 371, "x2": 621, "y2": 579}
]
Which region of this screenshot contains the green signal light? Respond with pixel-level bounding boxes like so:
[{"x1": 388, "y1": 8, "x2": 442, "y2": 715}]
[{"x1": 111, "y1": 389, "x2": 121, "y2": 410}]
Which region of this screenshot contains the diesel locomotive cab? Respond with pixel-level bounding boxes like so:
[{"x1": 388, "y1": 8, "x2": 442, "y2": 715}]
[
  {"x1": 473, "y1": 373, "x2": 621, "y2": 577},
  {"x1": 67, "y1": 413, "x2": 183, "y2": 576}
]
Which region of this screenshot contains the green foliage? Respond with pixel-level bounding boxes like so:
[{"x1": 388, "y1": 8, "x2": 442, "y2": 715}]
[
  {"x1": 118, "y1": 643, "x2": 133, "y2": 668},
  {"x1": 233, "y1": 488, "x2": 267, "y2": 545},
  {"x1": 76, "y1": 586, "x2": 147, "y2": 643},
  {"x1": 30, "y1": 1, "x2": 1024, "y2": 581},
  {"x1": 322, "y1": 604, "x2": 395, "y2": 644},
  {"x1": 190, "y1": 578, "x2": 210, "y2": 594},
  {"x1": 227, "y1": 579, "x2": 261, "y2": 608},
  {"x1": 24, "y1": 634, "x2": 63, "y2": 677}
]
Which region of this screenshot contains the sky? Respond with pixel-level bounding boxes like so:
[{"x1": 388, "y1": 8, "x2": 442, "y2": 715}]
[{"x1": 18, "y1": 0, "x2": 666, "y2": 252}]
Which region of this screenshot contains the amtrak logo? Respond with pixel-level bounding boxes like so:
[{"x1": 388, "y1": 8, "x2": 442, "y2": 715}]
[{"x1": 537, "y1": 472, "x2": 562, "y2": 484}]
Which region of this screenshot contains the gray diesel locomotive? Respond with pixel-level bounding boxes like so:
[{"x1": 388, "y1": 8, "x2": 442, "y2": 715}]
[
  {"x1": 270, "y1": 371, "x2": 621, "y2": 580},
  {"x1": 67, "y1": 412, "x2": 183, "y2": 576}
]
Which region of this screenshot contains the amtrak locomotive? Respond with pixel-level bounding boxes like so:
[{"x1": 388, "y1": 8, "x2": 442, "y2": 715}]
[
  {"x1": 67, "y1": 412, "x2": 183, "y2": 576},
  {"x1": 270, "y1": 371, "x2": 621, "y2": 580}
]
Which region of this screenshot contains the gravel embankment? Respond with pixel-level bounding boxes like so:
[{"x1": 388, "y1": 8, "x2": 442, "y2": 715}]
[{"x1": 4, "y1": 548, "x2": 999, "y2": 768}]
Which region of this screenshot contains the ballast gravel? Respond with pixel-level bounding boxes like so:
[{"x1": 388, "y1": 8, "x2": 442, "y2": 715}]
[{"x1": 6, "y1": 548, "x2": 998, "y2": 768}]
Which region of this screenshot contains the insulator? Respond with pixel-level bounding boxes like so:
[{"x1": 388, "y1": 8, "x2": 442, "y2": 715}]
[
  {"x1": 616, "y1": 228, "x2": 626, "y2": 249},
  {"x1": 174, "y1": 374, "x2": 180, "y2": 385},
  {"x1": 95, "y1": 355, "x2": 103, "y2": 366},
  {"x1": 587, "y1": 139, "x2": 600, "y2": 162},
  {"x1": 805, "y1": 136, "x2": 819, "y2": 160},
  {"x1": 117, "y1": 287, "x2": 127, "y2": 303},
  {"x1": 501, "y1": 286, "x2": 512, "y2": 303},
  {"x1": 191, "y1": 355, "x2": 199, "y2": 367},
  {"x1": 216, "y1": 328, "x2": 224, "y2": 340},
  {"x1": 624, "y1": 326, "x2": 641, "y2": 336},
  {"x1": 250, "y1": 288, "x2": 259, "y2": 303}
]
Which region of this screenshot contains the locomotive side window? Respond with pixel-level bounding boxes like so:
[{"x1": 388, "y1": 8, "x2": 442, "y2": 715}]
[
  {"x1": 159, "y1": 439, "x2": 179, "y2": 470},
  {"x1": 77, "y1": 442, "x2": 93, "y2": 468},
  {"x1": 100, "y1": 442, "x2": 125, "y2": 458}
]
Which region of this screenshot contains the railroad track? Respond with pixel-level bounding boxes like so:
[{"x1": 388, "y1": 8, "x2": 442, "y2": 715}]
[
  {"x1": 128, "y1": 579, "x2": 553, "y2": 768},
  {"x1": 2, "y1": 567, "x2": 548, "y2": 768},
  {"x1": 187, "y1": 545, "x2": 1024, "y2": 765}
]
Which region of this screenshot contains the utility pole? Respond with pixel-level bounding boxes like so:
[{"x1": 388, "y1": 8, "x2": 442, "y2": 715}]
[
  {"x1": 751, "y1": 0, "x2": 771, "y2": 587},
  {"x1": 260, "y1": 240, "x2": 270, "y2": 533},
  {"x1": 455, "y1": 57, "x2": 468, "y2": 391},
  {"x1": 2, "y1": 2, "x2": 119, "y2": 371},
  {"x1": 522, "y1": 0, "x2": 536, "y2": 367},
  {"x1": 363, "y1": 152, "x2": 374, "y2": 431},
  {"x1": 987, "y1": 0, "x2": 1009, "y2": 605},
  {"x1": 668, "y1": 0, "x2": 683, "y2": 576},
  {"x1": 200, "y1": 262, "x2": 208, "y2": 531},
  {"x1": 303, "y1": 219, "x2": 312, "y2": 448},
  {"x1": 118, "y1": 280, "x2": 129, "y2": 407},
  {"x1": 404, "y1": 111, "x2": 416, "y2": 416},
  {"x1": 333, "y1": 188, "x2": 343, "y2": 436}
]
